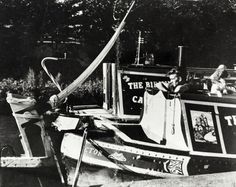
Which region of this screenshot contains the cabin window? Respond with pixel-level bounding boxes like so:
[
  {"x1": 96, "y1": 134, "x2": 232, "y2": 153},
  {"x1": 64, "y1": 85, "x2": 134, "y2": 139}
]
[{"x1": 185, "y1": 104, "x2": 222, "y2": 153}]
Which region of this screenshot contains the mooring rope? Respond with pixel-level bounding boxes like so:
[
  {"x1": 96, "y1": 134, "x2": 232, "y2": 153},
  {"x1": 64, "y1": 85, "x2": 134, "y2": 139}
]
[{"x1": 88, "y1": 138, "x2": 135, "y2": 173}]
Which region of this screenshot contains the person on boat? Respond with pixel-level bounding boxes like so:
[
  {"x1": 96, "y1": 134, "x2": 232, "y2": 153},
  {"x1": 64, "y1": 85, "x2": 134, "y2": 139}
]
[
  {"x1": 144, "y1": 53, "x2": 155, "y2": 65},
  {"x1": 209, "y1": 64, "x2": 229, "y2": 97},
  {"x1": 153, "y1": 66, "x2": 189, "y2": 93},
  {"x1": 165, "y1": 67, "x2": 189, "y2": 93}
]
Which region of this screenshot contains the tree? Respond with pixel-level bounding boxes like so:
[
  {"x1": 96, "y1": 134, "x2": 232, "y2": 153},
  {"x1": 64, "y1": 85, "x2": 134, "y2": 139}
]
[
  {"x1": 1, "y1": 0, "x2": 236, "y2": 80},
  {"x1": 114, "y1": 0, "x2": 236, "y2": 67},
  {"x1": 0, "y1": 0, "x2": 69, "y2": 78}
]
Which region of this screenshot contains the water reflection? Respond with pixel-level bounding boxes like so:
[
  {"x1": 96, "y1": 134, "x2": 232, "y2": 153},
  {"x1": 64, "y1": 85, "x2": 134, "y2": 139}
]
[
  {"x1": 67, "y1": 164, "x2": 156, "y2": 186},
  {"x1": 0, "y1": 168, "x2": 65, "y2": 187}
]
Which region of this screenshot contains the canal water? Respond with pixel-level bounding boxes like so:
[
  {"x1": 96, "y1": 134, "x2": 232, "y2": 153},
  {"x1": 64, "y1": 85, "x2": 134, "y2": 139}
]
[{"x1": 0, "y1": 102, "x2": 157, "y2": 187}]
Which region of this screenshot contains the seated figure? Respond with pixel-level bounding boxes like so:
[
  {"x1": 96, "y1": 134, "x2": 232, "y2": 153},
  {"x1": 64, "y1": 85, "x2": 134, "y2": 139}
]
[
  {"x1": 210, "y1": 64, "x2": 229, "y2": 97},
  {"x1": 144, "y1": 53, "x2": 155, "y2": 65}
]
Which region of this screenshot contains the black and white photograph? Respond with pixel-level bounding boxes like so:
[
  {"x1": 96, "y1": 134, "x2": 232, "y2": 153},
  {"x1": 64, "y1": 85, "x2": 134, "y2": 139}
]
[{"x1": 1, "y1": 0, "x2": 236, "y2": 186}]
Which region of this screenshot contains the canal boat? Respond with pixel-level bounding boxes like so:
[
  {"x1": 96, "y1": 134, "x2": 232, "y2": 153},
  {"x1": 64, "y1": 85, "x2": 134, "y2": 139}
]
[
  {"x1": 4, "y1": 2, "x2": 135, "y2": 185},
  {"x1": 5, "y1": 1, "x2": 236, "y2": 185},
  {"x1": 56, "y1": 65, "x2": 236, "y2": 177}
]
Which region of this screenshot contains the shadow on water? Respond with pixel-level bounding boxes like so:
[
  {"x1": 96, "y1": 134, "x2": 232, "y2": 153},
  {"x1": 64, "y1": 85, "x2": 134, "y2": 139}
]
[
  {"x1": 0, "y1": 115, "x2": 24, "y2": 155},
  {"x1": 0, "y1": 168, "x2": 65, "y2": 187},
  {"x1": 0, "y1": 166, "x2": 157, "y2": 187},
  {"x1": 66, "y1": 164, "x2": 158, "y2": 187},
  {"x1": 0, "y1": 114, "x2": 64, "y2": 187}
]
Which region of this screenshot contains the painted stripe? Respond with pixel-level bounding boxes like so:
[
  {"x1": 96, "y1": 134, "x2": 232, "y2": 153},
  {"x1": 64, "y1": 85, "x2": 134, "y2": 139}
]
[
  {"x1": 118, "y1": 70, "x2": 166, "y2": 77},
  {"x1": 182, "y1": 99, "x2": 236, "y2": 108},
  {"x1": 96, "y1": 140, "x2": 189, "y2": 160},
  {"x1": 81, "y1": 156, "x2": 188, "y2": 177},
  {"x1": 181, "y1": 101, "x2": 193, "y2": 151},
  {"x1": 214, "y1": 105, "x2": 227, "y2": 154},
  {"x1": 117, "y1": 71, "x2": 124, "y2": 116},
  {"x1": 190, "y1": 151, "x2": 236, "y2": 158}
]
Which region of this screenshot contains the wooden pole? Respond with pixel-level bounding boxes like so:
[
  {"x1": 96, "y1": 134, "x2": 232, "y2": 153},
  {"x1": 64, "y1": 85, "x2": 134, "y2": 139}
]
[
  {"x1": 178, "y1": 46, "x2": 183, "y2": 67},
  {"x1": 111, "y1": 63, "x2": 117, "y2": 115},
  {"x1": 103, "y1": 63, "x2": 111, "y2": 110},
  {"x1": 161, "y1": 99, "x2": 167, "y2": 145},
  {"x1": 72, "y1": 128, "x2": 88, "y2": 187},
  {"x1": 48, "y1": 136, "x2": 66, "y2": 185}
]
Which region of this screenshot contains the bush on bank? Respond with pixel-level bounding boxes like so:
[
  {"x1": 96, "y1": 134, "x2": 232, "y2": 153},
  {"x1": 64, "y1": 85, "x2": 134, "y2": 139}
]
[{"x1": 0, "y1": 68, "x2": 103, "y2": 106}]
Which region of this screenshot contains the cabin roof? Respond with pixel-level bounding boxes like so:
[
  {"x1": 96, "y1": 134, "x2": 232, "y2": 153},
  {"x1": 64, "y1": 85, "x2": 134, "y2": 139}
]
[{"x1": 180, "y1": 93, "x2": 236, "y2": 104}]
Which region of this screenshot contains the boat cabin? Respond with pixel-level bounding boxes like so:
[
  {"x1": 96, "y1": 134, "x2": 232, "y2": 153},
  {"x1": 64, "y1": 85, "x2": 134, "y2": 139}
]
[{"x1": 58, "y1": 63, "x2": 236, "y2": 176}]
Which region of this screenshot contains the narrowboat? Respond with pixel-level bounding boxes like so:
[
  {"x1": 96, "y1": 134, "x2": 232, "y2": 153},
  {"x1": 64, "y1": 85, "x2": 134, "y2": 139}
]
[
  {"x1": 4, "y1": 1, "x2": 236, "y2": 185},
  {"x1": 56, "y1": 64, "x2": 236, "y2": 177}
]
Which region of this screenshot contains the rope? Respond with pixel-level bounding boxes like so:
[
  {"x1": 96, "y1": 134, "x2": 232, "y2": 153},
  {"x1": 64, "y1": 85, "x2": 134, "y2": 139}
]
[
  {"x1": 48, "y1": 135, "x2": 66, "y2": 185},
  {"x1": 171, "y1": 97, "x2": 176, "y2": 135},
  {"x1": 88, "y1": 138, "x2": 134, "y2": 173},
  {"x1": 72, "y1": 128, "x2": 88, "y2": 187}
]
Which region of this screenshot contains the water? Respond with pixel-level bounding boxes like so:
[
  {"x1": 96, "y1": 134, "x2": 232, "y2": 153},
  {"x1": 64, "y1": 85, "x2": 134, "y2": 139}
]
[
  {"x1": 0, "y1": 115, "x2": 23, "y2": 155},
  {"x1": 0, "y1": 114, "x2": 65, "y2": 186},
  {"x1": 0, "y1": 113, "x2": 156, "y2": 187}
]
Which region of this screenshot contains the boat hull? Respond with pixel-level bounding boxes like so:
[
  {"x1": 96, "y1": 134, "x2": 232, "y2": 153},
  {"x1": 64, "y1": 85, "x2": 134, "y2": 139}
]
[
  {"x1": 61, "y1": 132, "x2": 236, "y2": 177},
  {"x1": 61, "y1": 132, "x2": 189, "y2": 176}
]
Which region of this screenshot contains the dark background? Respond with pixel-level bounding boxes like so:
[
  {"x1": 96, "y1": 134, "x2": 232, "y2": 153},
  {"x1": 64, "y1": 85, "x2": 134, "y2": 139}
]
[{"x1": 0, "y1": 0, "x2": 236, "y2": 80}]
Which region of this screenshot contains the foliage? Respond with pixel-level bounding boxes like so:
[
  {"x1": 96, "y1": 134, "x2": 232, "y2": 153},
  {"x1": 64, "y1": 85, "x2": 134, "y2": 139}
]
[
  {"x1": 0, "y1": 68, "x2": 57, "y2": 98},
  {"x1": 65, "y1": 78, "x2": 103, "y2": 105},
  {"x1": 74, "y1": 78, "x2": 102, "y2": 99},
  {"x1": 0, "y1": 68, "x2": 103, "y2": 105},
  {"x1": 1, "y1": 0, "x2": 236, "y2": 80},
  {"x1": 0, "y1": 78, "x2": 24, "y2": 98},
  {"x1": 117, "y1": 0, "x2": 236, "y2": 67}
]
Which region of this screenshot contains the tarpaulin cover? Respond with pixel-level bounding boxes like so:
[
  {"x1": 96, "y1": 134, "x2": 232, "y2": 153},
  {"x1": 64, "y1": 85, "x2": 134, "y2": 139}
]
[{"x1": 140, "y1": 91, "x2": 188, "y2": 150}]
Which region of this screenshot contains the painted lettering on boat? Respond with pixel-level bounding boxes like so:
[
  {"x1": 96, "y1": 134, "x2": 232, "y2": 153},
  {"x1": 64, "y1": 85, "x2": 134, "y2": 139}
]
[
  {"x1": 120, "y1": 73, "x2": 169, "y2": 115},
  {"x1": 127, "y1": 81, "x2": 161, "y2": 90},
  {"x1": 132, "y1": 96, "x2": 143, "y2": 103},
  {"x1": 85, "y1": 147, "x2": 102, "y2": 157},
  {"x1": 224, "y1": 115, "x2": 236, "y2": 126},
  {"x1": 145, "y1": 81, "x2": 160, "y2": 88},
  {"x1": 127, "y1": 82, "x2": 143, "y2": 89}
]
